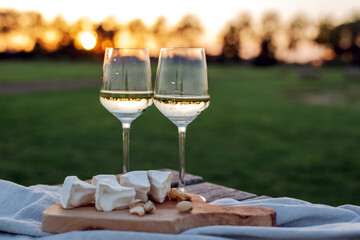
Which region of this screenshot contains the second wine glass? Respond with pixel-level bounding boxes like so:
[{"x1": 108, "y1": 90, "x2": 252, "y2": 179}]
[
  {"x1": 154, "y1": 48, "x2": 210, "y2": 192},
  {"x1": 100, "y1": 48, "x2": 153, "y2": 173}
]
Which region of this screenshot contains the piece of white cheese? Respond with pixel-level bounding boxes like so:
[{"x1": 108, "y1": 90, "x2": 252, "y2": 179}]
[
  {"x1": 60, "y1": 176, "x2": 96, "y2": 209},
  {"x1": 120, "y1": 171, "x2": 150, "y2": 202},
  {"x1": 95, "y1": 178, "x2": 136, "y2": 211},
  {"x1": 147, "y1": 171, "x2": 172, "y2": 203},
  {"x1": 91, "y1": 174, "x2": 118, "y2": 186}
]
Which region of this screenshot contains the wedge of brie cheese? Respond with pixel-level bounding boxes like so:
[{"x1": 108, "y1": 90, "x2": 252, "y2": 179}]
[
  {"x1": 91, "y1": 174, "x2": 118, "y2": 186},
  {"x1": 120, "y1": 171, "x2": 150, "y2": 201},
  {"x1": 95, "y1": 178, "x2": 136, "y2": 211},
  {"x1": 60, "y1": 176, "x2": 96, "y2": 209},
  {"x1": 147, "y1": 171, "x2": 172, "y2": 203}
]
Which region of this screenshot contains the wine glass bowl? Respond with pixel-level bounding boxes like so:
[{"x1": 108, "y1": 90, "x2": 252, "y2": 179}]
[
  {"x1": 100, "y1": 48, "x2": 153, "y2": 173},
  {"x1": 154, "y1": 48, "x2": 210, "y2": 192},
  {"x1": 154, "y1": 48, "x2": 208, "y2": 96}
]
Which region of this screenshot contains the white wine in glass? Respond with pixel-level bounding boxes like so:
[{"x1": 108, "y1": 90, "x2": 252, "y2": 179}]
[
  {"x1": 154, "y1": 48, "x2": 210, "y2": 192},
  {"x1": 100, "y1": 48, "x2": 153, "y2": 173}
]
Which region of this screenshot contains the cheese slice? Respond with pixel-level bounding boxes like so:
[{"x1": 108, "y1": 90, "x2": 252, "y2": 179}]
[
  {"x1": 147, "y1": 171, "x2": 172, "y2": 203},
  {"x1": 60, "y1": 176, "x2": 96, "y2": 209},
  {"x1": 91, "y1": 174, "x2": 118, "y2": 186},
  {"x1": 95, "y1": 178, "x2": 135, "y2": 211},
  {"x1": 120, "y1": 171, "x2": 150, "y2": 201}
]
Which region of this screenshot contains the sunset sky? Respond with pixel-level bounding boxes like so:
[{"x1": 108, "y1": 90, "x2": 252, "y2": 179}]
[
  {"x1": 2, "y1": 1, "x2": 359, "y2": 25},
  {"x1": 2, "y1": 0, "x2": 359, "y2": 33},
  {"x1": 1, "y1": 0, "x2": 360, "y2": 62}
]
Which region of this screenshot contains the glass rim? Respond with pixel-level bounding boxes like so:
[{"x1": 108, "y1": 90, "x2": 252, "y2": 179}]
[
  {"x1": 160, "y1": 47, "x2": 204, "y2": 51},
  {"x1": 105, "y1": 47, "x2": 149, "y2": 51}
]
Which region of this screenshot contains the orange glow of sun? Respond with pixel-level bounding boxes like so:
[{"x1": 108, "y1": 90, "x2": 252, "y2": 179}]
[{"x1": 77, "y1": 31, "x2": 97, "y2": 50}]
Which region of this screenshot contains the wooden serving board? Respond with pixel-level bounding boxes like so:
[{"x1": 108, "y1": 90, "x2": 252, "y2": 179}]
[{"x1": 42, "y1": 194, "x2": 276, "y2": 234}]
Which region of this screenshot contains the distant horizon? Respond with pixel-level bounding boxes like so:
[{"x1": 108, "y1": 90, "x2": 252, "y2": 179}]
[{"x1": 1, "y1": 0, "x2": 360, "y2": 63}]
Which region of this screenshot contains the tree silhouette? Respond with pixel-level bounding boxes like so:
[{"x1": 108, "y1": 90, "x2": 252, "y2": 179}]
[
  {"x1": 254, "y1": 12, "x2": 279, "y2": 66},
  {"x1": 0, "y1": 9, "x2": 19, "y2": 33},
  {"x1": 287, "y1": 14, "x2": 308, "y2": 50},
  {"x1": 330, "y1": 19, "x2": 360, "y2": 65},
  {"x1": 314, "y1": 17, "x2": 333, "y2": 46},
  {"x1": 220, "y1": 12, "x2": 252, "y2": 61},
  {"x1": 221, "y1": 25, "x2": 239, "y2": 60},
  {"x1": 172, "y1": 14, "x2": 203, "y2": 47},
  {"x1": 38, "y1": 15, "x2": 70, "y2": 53},
  {"x1": 152, "y1": 16, "x2": 168, "y2": 48},
  {"x1": 127, "y1": 19, "x2": 148, "y2": 48},
  {"x1": 95, "y1": 16, "x2": 120, "y2": 53}
]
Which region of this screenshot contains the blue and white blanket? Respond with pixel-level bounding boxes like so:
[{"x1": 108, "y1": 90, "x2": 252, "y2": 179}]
[{"x1": 1, "y1": 179, "x2": 360, "y2": 240}]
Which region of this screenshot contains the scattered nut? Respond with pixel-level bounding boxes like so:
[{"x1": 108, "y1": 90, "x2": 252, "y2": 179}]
[
  {"x1": 178, "y1": 192, "x2": 192, "y2": 201},
  {"x1": 176, "y1": 201, "x2": 193, "y2": 213},
  {"x1": 130, "y1": 199, "x2": 144, "y2": 208},
  {"x1": 168, "y1": 188, "x2": 179, "y2": 200},
  {"x1": 129, "y1": 206, "x2": 145, "y2": 216},
  {"x1": 185, "y1": 194, "x2": 192, "y2": 201},
  {"x1": 178, "y1": 192, "x2": 186, "y2": 201},
  {"x1": 144, "y1": 200, "x2": 156, "y2": 213},
  {"x1": 168, "y1": 188, "x2": 192, "y2": 202}
]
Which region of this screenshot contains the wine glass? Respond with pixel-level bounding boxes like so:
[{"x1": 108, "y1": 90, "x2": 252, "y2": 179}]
[
  {"x1": 154, "y1": 48, "x2": 210, "y2": 192},
  {"x1": 100, "y1": 48, "x2": 153, "y2": 173}
]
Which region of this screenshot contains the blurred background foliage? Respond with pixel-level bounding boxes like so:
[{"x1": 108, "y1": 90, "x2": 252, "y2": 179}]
[{"x1": 0, "y1": 8, "x2": 359, "y2": 66}]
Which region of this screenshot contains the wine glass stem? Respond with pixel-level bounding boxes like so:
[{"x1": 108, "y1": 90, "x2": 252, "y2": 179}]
[
  {"x1": 122, "y1": 123, "x2": 131, "y2": 173},
  {"x1": 178, "y1": 126, "x2": 187, "y2": 193}
]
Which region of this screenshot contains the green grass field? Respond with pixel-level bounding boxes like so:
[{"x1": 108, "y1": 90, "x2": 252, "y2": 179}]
[{"x1": 1, "y1": 60, "x2": 360, "y2": 206}]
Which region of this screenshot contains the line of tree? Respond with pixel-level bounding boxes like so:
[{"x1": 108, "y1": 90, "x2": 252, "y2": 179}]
[
  {"x1": 0, "y1": 9, "x2": 359, "y2": 65},
  {"x1": 220, "y1": 12, "x2": 360, "y2": 66}
]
